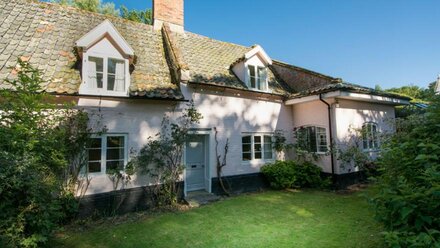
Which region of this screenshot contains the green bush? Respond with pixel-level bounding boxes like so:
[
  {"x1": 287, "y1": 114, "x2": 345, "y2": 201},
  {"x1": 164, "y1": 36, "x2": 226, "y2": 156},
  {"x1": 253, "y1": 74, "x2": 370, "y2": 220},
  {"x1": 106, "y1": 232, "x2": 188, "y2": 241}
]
[
  {"x1": 0, "y1": 59, "x2": 87, "y2": 247},
  {"x1": 261, "y1": 160, "x2": 326, "y2": 189},
  {"x1": 261, "y1": 161, "x2": 297, "y2": 189},
  {"x1": 370, "y1": 96, "x2": 440, "y2": 247}
]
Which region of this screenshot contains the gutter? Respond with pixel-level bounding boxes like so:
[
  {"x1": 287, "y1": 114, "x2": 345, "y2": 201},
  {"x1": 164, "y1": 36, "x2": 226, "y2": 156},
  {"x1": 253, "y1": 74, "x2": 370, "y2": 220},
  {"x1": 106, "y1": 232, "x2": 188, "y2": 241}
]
[{"x1": 319, "y1": 94, "x2": 336, "y2": 184}]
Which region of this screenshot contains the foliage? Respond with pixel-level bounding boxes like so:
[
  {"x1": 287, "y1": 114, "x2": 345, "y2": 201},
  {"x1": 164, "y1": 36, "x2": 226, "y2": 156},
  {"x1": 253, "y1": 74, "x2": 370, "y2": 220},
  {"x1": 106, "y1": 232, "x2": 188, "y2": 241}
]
[
  {"x1": 49, "y1": 0, "x2": 153, "y2": 24},
  {"x1": 261, "y1": 160, "x2": 327, "y2": 189},
  {"x1": 50, "y1": 0, "x2": 119, "y2": 16},
  {"x1": 129, "y1": 102, "x2": 203, "y2": 206},
  {"x1": 382, "y1": 84, "x2": 436, "y2": 103},
  {"x1": 0, "y1": 59, "x2": 90, "y2": 247},
  {"x1": 370, "y1": 96, "x2": 440, "y2": 247},
  {"x1": 272, "y1": 130, "x2": 293, "y2": 153},
  {"x1": 337, "y1": 126, "x2": 375, "y2": 175},
  {"x1": 261, "y1": 161, "x2": 297, "y2": 189},
  {"x1": 120, "y1": 5, "x2": 152, "y2": 24},
  {"x1": 292, "y1": 127, "x2": 325, "y2": 163}
]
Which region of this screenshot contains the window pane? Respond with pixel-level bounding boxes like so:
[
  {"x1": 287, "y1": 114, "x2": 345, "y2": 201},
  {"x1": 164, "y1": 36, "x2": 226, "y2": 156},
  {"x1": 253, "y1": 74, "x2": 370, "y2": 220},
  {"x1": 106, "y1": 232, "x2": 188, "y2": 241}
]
[
  {"x1": 249, "y1": 65, "x2": 256, "y2": 88},
  {"x1": 242, "y1": 144, "x2": 251, "y2": 153},
  {"x1": 309, "y1": 127, "x2": 317, "y2": 152},
  {"x1": 316, "y1": 127, "x2": 327, "y2": 152},
  {"x1": 264, "y1": 151, "x2": 273, "y2": 159},
  {"x1": 90, "y1": 57, "x2": 103, "y2": 72},
  {"x1": 242, "y1": 153, "x2": 251, "y2": 161},
  {"x1": 242, "y1": 136, "x2": 251, "y2": 144},
  {"x1": 89, "y1": 138, "x2": 101, "y2": 148},
  {"x1": 108, "y1": 58, "x2": 116, "y2": 74},
  {"x1": 88, "y1": 149, "x2": 101, "y2": 161},
  {"x1": 87, "y1": 137, "x2": 102, "y2": 173},
  {"x1": 254, "y1": 136, "x2": 261, "y2": 144},
  {"x1": 107, "y1": 136, "x2": 124, "y2": 148},
  {"x1": 263, "y1": 135, "x2": 273, "y2": 159},
  {"x1": 258, "y1": 67, "x2": 267, "y2": 91},
  {"x1": 88, "y1": 162, "x2": 101, "y2": 173},
  {"x1": 107, "y1": 148, "x2": 124, "y2": 160},
  {"x1": 107, "y1": 75, "x2": 115, "y2": 91},
  {"x1": 96, "y1": 73, "x2": 103, "y2": 89},
  {"x1": 106, "y1": 160, "x2": 124, "y2": 172},
  {"x1": 255, "y1": 151, "x2": 262, "y2": 159},
  {"x1": 264, "y1": 144, "x2": 273, "y2": 159},
  {"x1": 362, "y1": 123, "x2": 379, "y2": 150},
  {"x1": 242, "y1": 135, "x2": 252, "y2": 161}
]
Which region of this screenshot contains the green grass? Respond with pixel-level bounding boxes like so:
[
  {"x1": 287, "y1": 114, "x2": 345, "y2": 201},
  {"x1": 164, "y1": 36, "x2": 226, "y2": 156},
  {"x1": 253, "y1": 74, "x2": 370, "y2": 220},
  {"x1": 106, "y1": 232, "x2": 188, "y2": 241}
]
[{"x1": 54, "y1": 190, "x2": 383, "y2": 248}]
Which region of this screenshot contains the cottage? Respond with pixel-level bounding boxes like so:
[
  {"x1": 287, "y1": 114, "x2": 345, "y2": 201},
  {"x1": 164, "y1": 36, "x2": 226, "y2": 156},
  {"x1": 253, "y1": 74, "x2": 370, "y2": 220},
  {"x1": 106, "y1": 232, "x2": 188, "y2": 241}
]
[{"x1": 0, "y1": 0, "x2": 409, "y2": 212}]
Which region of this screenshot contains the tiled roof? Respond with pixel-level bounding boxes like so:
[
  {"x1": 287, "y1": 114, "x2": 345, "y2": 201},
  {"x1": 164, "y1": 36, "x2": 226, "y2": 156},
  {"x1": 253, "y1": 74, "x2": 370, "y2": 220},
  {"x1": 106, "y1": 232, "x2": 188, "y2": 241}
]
[
  {"x1": 0, "y1": 0, "x2": 402, "y2": 101},
  {"x1": 170, "y1": 32, "x2": 291, "y2": 95},
  {"x1": 289, "y1": 81, "x2": 412, "y2": 100},
  {"x1": 0, "y1": 0, "x2": 182, "y2": 99},
  {"x1": 0, "y1": 0, "x2": 291, "y2": 99}
]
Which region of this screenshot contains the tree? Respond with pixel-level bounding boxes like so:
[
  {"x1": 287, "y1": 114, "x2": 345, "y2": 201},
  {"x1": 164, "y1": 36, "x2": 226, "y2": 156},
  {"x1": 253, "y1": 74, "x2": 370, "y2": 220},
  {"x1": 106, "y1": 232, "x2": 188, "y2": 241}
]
[
  {"x1": 120, "y1": 5, "x2": 152, "y2": 24},
  {"x1": 370, "y1": 96, "x2": 440, "y2": 247},
  {"x1": 50, "y1": 0, "x2": 120, "y2": 17},
  {"x1": 384, "y1": 84, "x2": 435, "y2": 103},
  {"x1": 49, "y1": 0, "x2": 155, "y2": 23},
  {"x1": 0, "y1": 59, "x2": 91, "y2": 247}
]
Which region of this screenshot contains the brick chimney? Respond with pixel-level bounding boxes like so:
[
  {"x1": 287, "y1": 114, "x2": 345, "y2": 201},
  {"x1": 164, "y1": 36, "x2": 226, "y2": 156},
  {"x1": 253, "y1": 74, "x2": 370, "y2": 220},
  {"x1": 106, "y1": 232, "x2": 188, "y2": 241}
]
[{"x1": 153, "y1": 0, "x2": 184, "y2": 33}]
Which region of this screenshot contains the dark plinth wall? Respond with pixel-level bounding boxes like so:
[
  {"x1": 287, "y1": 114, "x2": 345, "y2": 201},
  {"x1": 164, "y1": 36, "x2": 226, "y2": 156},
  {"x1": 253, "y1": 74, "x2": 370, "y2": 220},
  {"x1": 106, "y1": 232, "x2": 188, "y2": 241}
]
[
  {"x1": 211, "y1": 173, "x2": 270, "y2": 195},
  {"x1": 78, "y1": 172, "x2": 364, "y2": 217},
  {"x1": 78, "y1": 182, "x2": 184, "y2": 217}
]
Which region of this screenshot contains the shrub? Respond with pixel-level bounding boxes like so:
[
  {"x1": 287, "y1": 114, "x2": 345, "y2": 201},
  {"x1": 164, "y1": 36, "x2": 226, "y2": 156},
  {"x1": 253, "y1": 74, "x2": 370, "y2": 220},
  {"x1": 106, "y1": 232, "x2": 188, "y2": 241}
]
[
  {"x1": 261, "y1": 160, "x2": 326, "y2": 189},
  {"x1": 370, "y1": 96, "x2": 440, "y2": 247},
  {"x1": 0, "y1": 59, "x2": 88, "y2": 247},
  {"x1": 261, "y1": 161, "x2": 297, "y2": 189}
]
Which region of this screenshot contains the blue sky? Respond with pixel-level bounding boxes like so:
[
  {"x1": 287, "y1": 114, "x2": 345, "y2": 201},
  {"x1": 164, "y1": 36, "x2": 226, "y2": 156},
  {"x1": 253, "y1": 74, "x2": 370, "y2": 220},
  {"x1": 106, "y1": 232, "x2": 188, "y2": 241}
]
[{"x1": 111, "y1": 0, "x2": 439, "y2": 89}]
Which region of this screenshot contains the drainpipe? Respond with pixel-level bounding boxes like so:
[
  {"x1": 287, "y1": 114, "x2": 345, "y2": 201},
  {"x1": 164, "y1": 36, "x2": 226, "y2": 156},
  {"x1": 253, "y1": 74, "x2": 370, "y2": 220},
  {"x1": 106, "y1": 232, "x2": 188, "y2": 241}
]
[{"x1": 319, "y1": 94, "x2": 336, "y2": 185}]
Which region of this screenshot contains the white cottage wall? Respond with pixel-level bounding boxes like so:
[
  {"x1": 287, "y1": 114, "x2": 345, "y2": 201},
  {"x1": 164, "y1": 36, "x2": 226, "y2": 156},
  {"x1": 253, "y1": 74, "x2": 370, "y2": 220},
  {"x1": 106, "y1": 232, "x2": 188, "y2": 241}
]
[
  {"x1": 181, "y1": 84, "x2": 294, "y2": 178},
  {"x1": 334, "y1": 99, "x2": 396, "y2": 174}
]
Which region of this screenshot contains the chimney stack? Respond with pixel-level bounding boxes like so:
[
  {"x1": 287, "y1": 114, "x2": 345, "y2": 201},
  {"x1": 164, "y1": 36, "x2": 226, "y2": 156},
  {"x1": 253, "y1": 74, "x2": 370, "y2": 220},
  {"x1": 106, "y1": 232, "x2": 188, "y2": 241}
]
[{"x1": 153, "y1": 0, "x2": 184, "y2": 33}]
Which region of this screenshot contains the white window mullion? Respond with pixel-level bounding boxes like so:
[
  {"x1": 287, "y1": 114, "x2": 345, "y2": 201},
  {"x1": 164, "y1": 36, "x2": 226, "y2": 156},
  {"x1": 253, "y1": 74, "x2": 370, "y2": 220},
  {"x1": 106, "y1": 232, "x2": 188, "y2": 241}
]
[
  {"x1": 251, "y1": 134, "x2": 254, "y2": 160},
  {"x1": 103, "y1": 56, "x2": 108, "y2": 92}
]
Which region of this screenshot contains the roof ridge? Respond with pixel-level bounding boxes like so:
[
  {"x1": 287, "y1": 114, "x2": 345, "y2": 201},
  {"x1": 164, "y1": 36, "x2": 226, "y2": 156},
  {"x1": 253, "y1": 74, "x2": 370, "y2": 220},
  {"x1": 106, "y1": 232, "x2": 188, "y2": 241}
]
[{"x1": 28, "y1": 0, "x2": 154, "y2": 29}]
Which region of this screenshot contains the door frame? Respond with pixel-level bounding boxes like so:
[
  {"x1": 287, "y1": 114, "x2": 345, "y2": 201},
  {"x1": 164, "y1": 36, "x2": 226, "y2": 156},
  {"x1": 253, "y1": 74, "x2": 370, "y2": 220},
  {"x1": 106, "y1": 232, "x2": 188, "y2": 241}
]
[{"x1": 183, "y1": 129, "x2": 213, "y2": 196}]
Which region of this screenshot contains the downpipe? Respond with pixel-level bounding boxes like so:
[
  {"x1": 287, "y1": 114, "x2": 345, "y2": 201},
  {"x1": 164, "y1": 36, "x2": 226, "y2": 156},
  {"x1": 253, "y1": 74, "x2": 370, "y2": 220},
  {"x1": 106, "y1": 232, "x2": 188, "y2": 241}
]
[{"x1": 319, "y1": 94, "x2": 336, "y2": 186}]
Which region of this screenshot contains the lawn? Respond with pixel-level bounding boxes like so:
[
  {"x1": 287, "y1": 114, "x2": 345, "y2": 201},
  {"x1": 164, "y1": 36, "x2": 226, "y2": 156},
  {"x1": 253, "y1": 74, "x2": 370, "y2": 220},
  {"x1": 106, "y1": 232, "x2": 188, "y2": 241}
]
[{"x1": 54, "y1": 190, "x2": 383, "y2": 248}]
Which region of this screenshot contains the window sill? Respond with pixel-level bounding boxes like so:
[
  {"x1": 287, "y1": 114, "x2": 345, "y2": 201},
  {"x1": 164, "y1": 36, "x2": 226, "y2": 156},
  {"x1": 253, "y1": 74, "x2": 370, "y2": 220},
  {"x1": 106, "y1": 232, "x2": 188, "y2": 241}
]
[
  {"x1": 79, "y1": 90, "x2": 129, "y2": 98},
  {"x1": 247, "y1": 88, "x2": 272, "y2": 94},
  {"x1": 241, "y1": 159, "x2": 275, "y2": 165}
]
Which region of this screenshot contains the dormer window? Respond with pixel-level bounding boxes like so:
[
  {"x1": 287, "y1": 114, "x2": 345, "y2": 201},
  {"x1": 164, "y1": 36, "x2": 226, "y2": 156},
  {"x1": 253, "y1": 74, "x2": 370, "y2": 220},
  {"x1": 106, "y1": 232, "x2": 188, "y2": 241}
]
[
  {"x1": 87, "y1": 56, "x2": 126, "y2": 93},
  {"x1": 76, "y1": 20, "x2": 134, "y2": 97},
  {"x1": 231, "y1": 45, "x2": 273, "y2": 93},
  {"x1": 248, "y1": 65, "x2": 268, "y2": 91}
]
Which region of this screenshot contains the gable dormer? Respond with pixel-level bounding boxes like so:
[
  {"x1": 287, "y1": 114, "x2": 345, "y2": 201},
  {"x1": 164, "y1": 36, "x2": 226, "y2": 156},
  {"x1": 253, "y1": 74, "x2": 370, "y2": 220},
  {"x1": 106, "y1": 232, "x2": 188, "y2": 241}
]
[
  {"x1": 76, "y1": 20, "x2": 135, "y2": 97},
  {"x1": 232, "y1": 45, "x2": 273, "y2": 92}
]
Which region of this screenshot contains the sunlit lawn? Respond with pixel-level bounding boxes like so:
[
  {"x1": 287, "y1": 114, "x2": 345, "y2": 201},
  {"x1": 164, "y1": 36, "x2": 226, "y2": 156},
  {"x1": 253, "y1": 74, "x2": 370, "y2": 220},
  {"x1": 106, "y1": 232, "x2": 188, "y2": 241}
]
[{"x1": 54, "y1": 190, "x2": 383, "y2": 248}]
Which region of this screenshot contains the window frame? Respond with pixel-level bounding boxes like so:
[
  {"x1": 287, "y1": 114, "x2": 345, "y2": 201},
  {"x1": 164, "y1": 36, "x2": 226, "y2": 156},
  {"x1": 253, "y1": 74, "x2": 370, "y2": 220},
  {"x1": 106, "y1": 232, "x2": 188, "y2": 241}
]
[
  {"x1": 295, "y1": 125, "x2": 328, "y2": 154},
  {"x1": 80, "y1": 50, "x2": 130, "y2": 97},
  {"x1": 362, "y1": 122, "x2": 379, "y2": 151},
  {"x1": 86, "y1": 133, "x2": 128, "y2": 176},
  {"x1": 246, "y1": 65, "x2": 268, "y2": 92},
  {"x1": 241, "y1": 133, "x2": 275, "y2": 162}
]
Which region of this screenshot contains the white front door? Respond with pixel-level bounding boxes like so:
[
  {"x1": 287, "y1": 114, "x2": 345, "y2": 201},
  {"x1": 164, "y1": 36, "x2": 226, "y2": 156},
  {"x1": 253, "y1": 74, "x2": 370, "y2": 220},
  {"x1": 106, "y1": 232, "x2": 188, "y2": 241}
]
[{"x1": 185, "y1": 135, "x2": 206, "y2": 192}]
